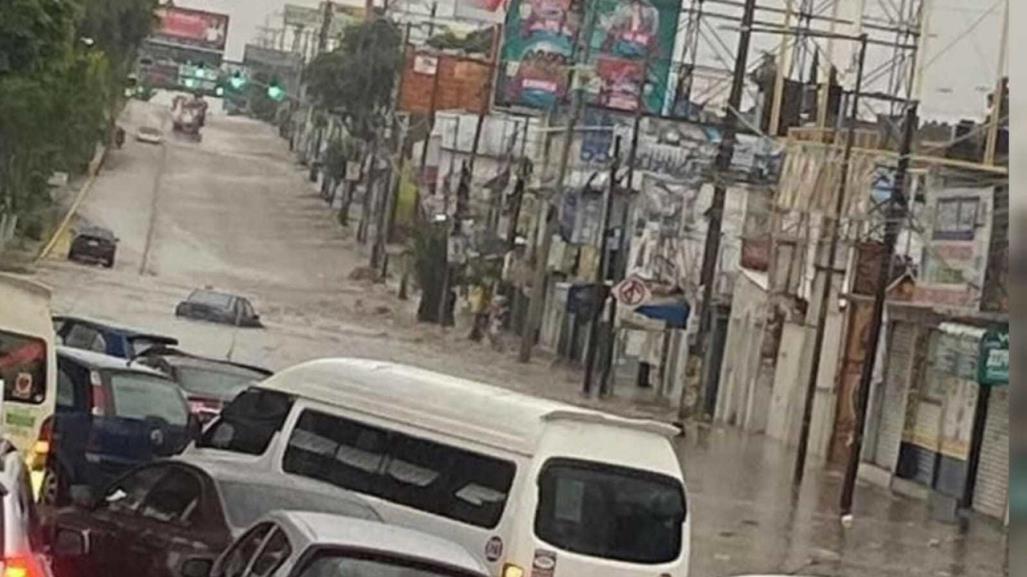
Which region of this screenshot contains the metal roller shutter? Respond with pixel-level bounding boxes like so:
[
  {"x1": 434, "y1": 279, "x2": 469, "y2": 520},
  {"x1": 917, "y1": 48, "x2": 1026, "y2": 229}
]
[
  {"x1": 974, "y1": 388, "x2": 1009, "y2": 519},
  {"x1": 874, "y1": 322, "x2": 917, "y2": 470}
]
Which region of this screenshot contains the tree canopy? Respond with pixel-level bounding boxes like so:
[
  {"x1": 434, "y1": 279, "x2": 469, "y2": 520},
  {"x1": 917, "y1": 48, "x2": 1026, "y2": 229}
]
[{"x1": 304, "y1": 18, "x2": 404, "y2": 141}]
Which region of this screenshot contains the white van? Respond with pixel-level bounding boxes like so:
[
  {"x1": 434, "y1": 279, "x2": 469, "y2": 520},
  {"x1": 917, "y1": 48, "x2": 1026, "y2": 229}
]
[
  {"x1": 191, "y1": 358, "x2": 690, "y2": 577},
  {"x1": 0, "y1": 273, "x2": 58, "y2": 492}
]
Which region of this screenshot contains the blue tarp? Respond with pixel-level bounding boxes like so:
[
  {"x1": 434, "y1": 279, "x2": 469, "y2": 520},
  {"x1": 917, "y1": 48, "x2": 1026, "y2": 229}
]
[{"x1": 635, "y1": 302, "x2": 690, "y2": 329}]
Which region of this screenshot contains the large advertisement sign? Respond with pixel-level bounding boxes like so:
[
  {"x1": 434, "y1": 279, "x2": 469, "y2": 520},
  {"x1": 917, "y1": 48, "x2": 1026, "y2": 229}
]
[
  {"x1": 589, "y1": 0, "x2": 678, "y2": 113},
  {"x1": 153, "y1": 6, "x2": 230, "y2": 52},
  {"x1": 455, "y1": 0, "x2": 507, "y2": 23},
  {"x1": 497, "y1": 0, "x2": 581, "y2": 110},
  {"x1": 496, "y1": 0, "x2": 677, "y2": 113}
]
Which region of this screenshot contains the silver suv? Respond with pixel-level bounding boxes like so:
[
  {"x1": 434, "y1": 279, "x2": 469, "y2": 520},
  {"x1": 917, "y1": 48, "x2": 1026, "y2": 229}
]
[{"x1": 0, "y1": 441, "x2": 52, "y2": 577}]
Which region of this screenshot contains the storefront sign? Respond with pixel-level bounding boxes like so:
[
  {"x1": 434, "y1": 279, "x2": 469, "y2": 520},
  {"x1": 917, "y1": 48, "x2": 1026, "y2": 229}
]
[{"x1": 979, "y1": 328, "x2": 1009, "y2": 386}]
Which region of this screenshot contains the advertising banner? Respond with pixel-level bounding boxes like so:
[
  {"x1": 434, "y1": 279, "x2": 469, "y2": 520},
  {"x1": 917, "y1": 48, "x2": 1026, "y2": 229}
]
[
  {"x1": 589, "y1": 0, "x2": 678, "y2": 113},
  {"x1": 496, "y1": 0, "x2": 677, "y2": 112},
  {"x1": 496, "y1": 0, "x2": 581, "y2": 110},
  {"x1": 455, "y1": 0, "x2": 508, "y2": 23},
  {"x1": 153, "y1": 6, "x2": 230, "y2": 52}
]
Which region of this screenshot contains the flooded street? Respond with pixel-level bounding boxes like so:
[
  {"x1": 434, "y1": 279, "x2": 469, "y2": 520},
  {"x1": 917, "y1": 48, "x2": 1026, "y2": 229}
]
[{"x1": 25, "y1": 100, "x2": 1008, "y2": 577}]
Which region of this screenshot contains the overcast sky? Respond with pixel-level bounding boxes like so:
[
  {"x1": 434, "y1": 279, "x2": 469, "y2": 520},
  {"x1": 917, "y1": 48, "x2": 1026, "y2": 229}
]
[{"x1": 172, "y1": 0, "x2": 1006, "y2": 123}]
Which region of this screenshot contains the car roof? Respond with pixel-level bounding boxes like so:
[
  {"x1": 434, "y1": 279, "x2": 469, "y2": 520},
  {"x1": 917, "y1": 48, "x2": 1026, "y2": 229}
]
[
  {"x1": 57, "y1": 346, "x2": 169, "y2": 377},
  {"x1": 74, "y1": 226, "x2": 116, "y2": 240},
  {"x1": 188, "y1": 289, "x2": 238, "y2": 302},
  {"x1": 271, "y1": 511, "x2": 487, "y2": 577},
  {"x1": 54, "y1": 315, "x2": 178, "y2": 344},
  {"x1": 141, "y1": 347, "x2": 271, "y2": 376}
]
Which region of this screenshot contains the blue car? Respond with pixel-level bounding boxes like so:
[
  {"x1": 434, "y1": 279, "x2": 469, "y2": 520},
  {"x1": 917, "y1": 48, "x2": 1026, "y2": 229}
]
[
  {"x1": 40, "y1": 347, "x2": 197, "y2": 506},
  {"x1": 53, "y1": 316, "x2": 178, "y2": 360}
]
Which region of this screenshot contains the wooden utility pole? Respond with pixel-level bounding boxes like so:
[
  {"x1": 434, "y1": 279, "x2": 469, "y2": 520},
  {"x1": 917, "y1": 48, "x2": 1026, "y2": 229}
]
[
  {"x1": 689, "y1": 0, "x2": 758, "y2": 418},
  {"x1": 768, "y1": 0, "x2": 794, "y2": 136},
  {"x1": 793, "y1": 33, "x2": 868, "y2": 485},
  {"x1": 983, "y1": 0, "x2": 1008, "y2": 166},
  {"x1": 840, "y1": 102, "x2": 918, "y2": 514},
  {"x1": 582, "y1": 136, "x2": 622, "y2": 395},
  {"x1": 518, "y1": 6, "x2": 597, "y2": 363}
]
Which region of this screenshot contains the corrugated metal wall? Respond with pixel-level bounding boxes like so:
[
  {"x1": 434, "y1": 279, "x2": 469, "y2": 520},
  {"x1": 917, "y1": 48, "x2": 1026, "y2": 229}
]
[
  {"x1": 974, "y1": 387, "x2": 1009, "y2": 520},
  {"x1": 873, "y1": 322, "x2": 917, "y2": 470}
]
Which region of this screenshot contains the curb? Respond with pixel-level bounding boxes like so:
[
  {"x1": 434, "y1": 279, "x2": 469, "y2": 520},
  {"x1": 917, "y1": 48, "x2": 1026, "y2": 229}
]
[{"x1": 36, "y1": 144, "x2": 108, "y2": 262}]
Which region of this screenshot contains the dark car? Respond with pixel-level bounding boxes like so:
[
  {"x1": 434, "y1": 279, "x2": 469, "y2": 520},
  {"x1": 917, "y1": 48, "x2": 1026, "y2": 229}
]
[
  {"x1": 54, "y1": 316, "x2": 179, "y2": 359},
  {"x1": 133, "y1": 346, "x2": 273, "y2": 423},
  {"x1": 48, "y1": 456, "x2": 381, "y2": 577},
  {"x1": 68, "y1": 226, "x2": 118, "y2": 268},
  {"x1": 40, "y1": 347, "x2": 196, "y2": 506},
  {"x1": 175, "y1": 289, "x2": 263, "y2": 328}
]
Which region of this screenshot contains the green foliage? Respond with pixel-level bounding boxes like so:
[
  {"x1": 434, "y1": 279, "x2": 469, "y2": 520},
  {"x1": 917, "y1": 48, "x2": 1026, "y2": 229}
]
[
  {"x1": 303, "y1": 18, "x2": 404, "y2": 141},
  {"x1": 0, "y1": 0, "x2": 155, "y2": 226},
  {"x1": 425, "y1": 27, "x2": 493, "y2": 55}
]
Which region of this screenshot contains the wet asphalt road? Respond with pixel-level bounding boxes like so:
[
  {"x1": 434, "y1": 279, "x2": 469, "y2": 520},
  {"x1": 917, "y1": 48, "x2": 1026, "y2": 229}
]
[{"x1": 30, "y1": 99, "x2": 1009, "y2": 577}]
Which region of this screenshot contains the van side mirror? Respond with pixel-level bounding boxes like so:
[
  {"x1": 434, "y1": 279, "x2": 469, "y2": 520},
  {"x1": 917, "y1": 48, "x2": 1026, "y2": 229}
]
[{"x1": 180, "y1": 558, "x2": 213, "y2": 577}]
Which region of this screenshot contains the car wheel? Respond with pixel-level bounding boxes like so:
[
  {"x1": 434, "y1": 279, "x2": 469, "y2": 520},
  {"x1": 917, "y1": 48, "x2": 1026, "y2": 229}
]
[{"x1": 40, "y1": 464, "x2": 68, "y2": 506}]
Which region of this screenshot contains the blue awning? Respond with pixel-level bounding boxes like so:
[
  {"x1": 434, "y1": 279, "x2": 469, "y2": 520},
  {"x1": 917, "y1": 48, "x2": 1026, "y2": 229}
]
[{"x1": 634, "y1": 302, "x2": 690, "y2": 329}]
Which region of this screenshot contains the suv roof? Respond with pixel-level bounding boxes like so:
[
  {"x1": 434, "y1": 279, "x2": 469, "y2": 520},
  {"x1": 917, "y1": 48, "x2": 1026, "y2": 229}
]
[
  {"x1": 57, "y1": 346, "x2": 169, "y2": 377},
  {"x1": 54, "y1": 316, "x2": 178, "y2": 345}
]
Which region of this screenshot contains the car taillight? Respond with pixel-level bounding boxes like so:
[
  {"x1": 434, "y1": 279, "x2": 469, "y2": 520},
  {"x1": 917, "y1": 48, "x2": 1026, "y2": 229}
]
[
  {"x1": 2, "y1": 554, "x2": 47, "y2": 577},
  {"x1": 29, "y1": 417, "x2": 52, "y2": 471},
  {"x1": 89, "y1": 370, "x2": 107, "y2": 416}
]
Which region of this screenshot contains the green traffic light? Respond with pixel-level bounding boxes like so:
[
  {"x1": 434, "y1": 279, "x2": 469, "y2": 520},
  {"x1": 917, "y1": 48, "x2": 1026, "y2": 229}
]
[
  {"x1": 183, "y1": 77, "x2": 198, "y2": 89},
  {"x1": 229, "y1": 75, "x2": 247, "y2": 90},
  {"x1": 215, "y1": 86, "x2": 225, "y2": 97},
  {"x1": 267, "y1": 84, "x2": 286, "y2": 102}
]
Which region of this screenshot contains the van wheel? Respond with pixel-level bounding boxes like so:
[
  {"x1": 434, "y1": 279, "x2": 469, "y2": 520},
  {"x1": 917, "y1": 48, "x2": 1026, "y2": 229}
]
[{"x1": 40, "y1": 465, "x2": 68, "y2": 506}]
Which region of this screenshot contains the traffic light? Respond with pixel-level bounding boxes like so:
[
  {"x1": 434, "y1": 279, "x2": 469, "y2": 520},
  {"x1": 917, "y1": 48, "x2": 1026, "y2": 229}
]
[
  {"x1": 229, "y1": 71, "x2": 247, "y2": 90},
  {"x1": 215, "y1": 86, "x2": 225, "y2": 97},
  {"x1": 266, "y1": 82, "x2": 286, "y2": 102},
  {"x1": 193, "y1": 64, "x2": 206, "y2": 79}
]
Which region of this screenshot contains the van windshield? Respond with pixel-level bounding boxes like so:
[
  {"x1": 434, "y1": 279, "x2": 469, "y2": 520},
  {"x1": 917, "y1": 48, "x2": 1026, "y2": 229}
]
[
  {"x1": 197, "y1": 388, "x2": 294, "y2": 454},
  {"x1": 534, "y1": 458, "x2": 686, "y2": 564}
]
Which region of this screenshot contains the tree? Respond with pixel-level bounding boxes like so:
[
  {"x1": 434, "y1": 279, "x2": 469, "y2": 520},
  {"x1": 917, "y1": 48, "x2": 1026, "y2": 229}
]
[{"x1": 303, "y1": 18, "x2": 403, "y2": 142}]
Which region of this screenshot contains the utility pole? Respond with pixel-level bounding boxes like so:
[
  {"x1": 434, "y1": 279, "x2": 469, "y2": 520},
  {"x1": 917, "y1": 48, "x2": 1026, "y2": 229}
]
[
  {"x1": 793, "y1": 33, "x2": 868, "y2": 486},
  {"x1": 689, "y1": 0, "x2": 758, "y2": 419},
  {"x1": 600, "y1": 50, "x2": 650, "y2": 396},
  {"x1": 372, "y1": 22, "x2": 412, "y2": 271},
  {"x1": 840, "y1": 101, "x2": 917, "y2": 514},
  {"x1": 583, "y1": 136, "x2": 622, "y2": 394},
  {"x1": 519, "y1": 5, "x2": 597, "y2": 363},
  {"x1": 983, "y1": 0, "x2": 1008, "y2": 166},
  {"x1": 318, "y1": 1, "x2": 333, "y2": 54}
]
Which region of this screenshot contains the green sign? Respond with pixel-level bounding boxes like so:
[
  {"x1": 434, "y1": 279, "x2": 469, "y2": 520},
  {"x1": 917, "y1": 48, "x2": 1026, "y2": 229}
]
[{"x1": 978, "y1": 328, "x2": 1008, "y2": 386}]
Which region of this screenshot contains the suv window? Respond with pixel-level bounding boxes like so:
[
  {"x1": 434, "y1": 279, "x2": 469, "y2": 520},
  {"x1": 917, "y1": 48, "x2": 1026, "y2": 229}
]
[
  {"x1": 283, "y1": 409, "x2": 516, "y2": 529},
  {"x1": 109, "y1": 373, "x2": 189, "y2": 426},
  {"x1": 64, "y1": 324, "x2": 107, "y2": 353},
  {"x1": 534, "y1": 458, "x2": 686, "y2": 564},
  {"x1": 0, "y1": 329, "x2": 48, "y2": 404}
]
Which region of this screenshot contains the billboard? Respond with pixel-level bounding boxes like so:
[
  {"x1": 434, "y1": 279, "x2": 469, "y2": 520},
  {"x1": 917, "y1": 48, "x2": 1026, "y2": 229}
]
[
  {"x1": 496, "y1": 0, "x2": 581, "y2": 110},
  {"x1": 153, "y1": 6, "x2": 230, "y2": 52},
  {"x1": 400, "y1": 50, "x2": 493, "y2": 115},
  {"x1": 455, "y1": 0, "x2": 507, "y2": 23},
  {"x1": 496, "y1": 0, "x2": 678, "y2": 113}
]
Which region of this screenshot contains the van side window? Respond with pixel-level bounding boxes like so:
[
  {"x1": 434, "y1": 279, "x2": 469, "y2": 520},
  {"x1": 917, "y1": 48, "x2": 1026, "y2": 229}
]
[{"x1": 283, "y1": 409, "x2": 516, "y2": 529}]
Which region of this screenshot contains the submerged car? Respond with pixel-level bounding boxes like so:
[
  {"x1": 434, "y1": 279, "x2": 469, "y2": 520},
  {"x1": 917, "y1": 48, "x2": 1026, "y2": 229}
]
[
  {"x1": 175, "y1": 289, "x2": 263, "y2": 328},
  {"x1": 190, "y1": 510, "x2": 490, "y2": 577},
  {"x1": 48, "y1": 456, "x2": 380, "y2": 577},
  {"x1": 133, "y1": 346, "x2": 272, "y2": 423},
  {"x1": 68, "y1": 225, "x2": 118, "y2": 268},
  {"x1": 136, "y1": 126, "x2": 164, "y2": 144},
  {"x1": 54, "y1": 315, "x2": 178, "y2": 360},
  {"x1": 40, "y1": 347, "x2": 195, "y2": 505}
]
